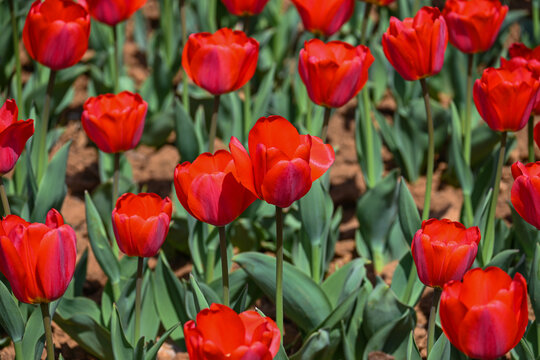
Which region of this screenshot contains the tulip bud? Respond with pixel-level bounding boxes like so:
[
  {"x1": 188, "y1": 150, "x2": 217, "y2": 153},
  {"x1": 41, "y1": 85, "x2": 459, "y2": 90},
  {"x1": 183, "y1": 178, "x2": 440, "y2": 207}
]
[
  {"x1": 291, "y1": 0, "x2": 355, "y2": 37},
  {"x1": 85, "y1": 0, "x2": 147, "y2": 26}
]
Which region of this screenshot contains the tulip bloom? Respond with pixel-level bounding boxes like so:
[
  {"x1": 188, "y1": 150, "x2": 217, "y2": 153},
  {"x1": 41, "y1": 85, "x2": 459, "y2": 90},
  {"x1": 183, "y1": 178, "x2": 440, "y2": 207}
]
[
  {"x1": 182, "y1": 28, "x2": 259, "y2": 96},
  {"x1": 220, "y1": 0, "x2": 270, "y2": 16},
  {"x1": 382, "y1": 6, "x2": 448, "y2": 81},
  {"x1": 81, "y1": 91, "x2": 148, "y2": 153},
  {"x1": 85, "y1": 0, "x2": 147, "y2": 26},
  {"x1": 112, "y1": 193, "x2": 172, "y2": 258},
  {"x1": 361, "y1": 0, "x2": 396, "y2": 6},
  {"x1": 510, "y1": 161, "x2": 540, "y2": 229},
  {"x1": 507, "y1": 43, "x2": 540, "y2": 115},
  {"x1": 473, "y1": 65, "x2": 540, "y2": 132},
  {"x1": 440, "y1": 267, "x2": 528, "y2": 359},
  {"x1": 229, "y1": 116, "x2": 335, "y2": 208},
  {"x1": 0, "y1": 209, "x2": 76, "y2": 304},
  {"x1": 184, "y1": 303, "x2": 281, "y2": 359},
  {"x1": 442, "y1": 0, "x2": 508, "y2": 54},
  {"x1": 298, "y1": 39, "x2": 374, "y2": 108},
  {"x1": 23, "y1": 0, "x2": 90, "y2": 71},
  {"x1": 291, "y1": 0, "x2": 355, "y2": 37},
  {"x1": 411, "y1": 219, "x2": 480, "y2": 288},
  {"x1": 0, "y1": 100, "x2": 34, "y2": 175}
]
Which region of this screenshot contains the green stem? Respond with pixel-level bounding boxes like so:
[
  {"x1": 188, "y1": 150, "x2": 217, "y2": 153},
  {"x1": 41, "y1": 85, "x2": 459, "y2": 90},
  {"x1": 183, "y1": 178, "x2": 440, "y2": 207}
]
[
  {"x1": 40, "y1": 303, "x2": 55, "y2": 360},
  {"x1": 321, "y1": 107, "x2": 332, "y2": 142},
  {"x1": 180, "y1": 0, "x2": 190, "y2": 113},
  {"x1": 311, "y1": 244, "x2": 321, "y2": 284},
  {"x1": 113, "y1": 25, "x2": 120, "y2": 92},
  {"x1": 427, "y1": 288, "x2": 442, "y2": 356},
  {"x1": 482, "y1": 132, "x2": 507, "y2": 265},
  {"x1": 464, "y1": 54, "x2": 474, "y2": 166},
  {"x1": 13, "y1": 341, "x2": 23, "y2": 360},
  {"x1": 420, "y1": 79, "x2": 434, "y2": 221},
  {"x1": 306, "y1": 100, "x2": 313, "y2": 133},
  {"x1": 463, "y1": 193, "x2": 474, "y2": 227},
  {"x1": 529, "y1": 117, "x2": 535, "y2": 163},
  {"x1": 112, "y1": 281, "x2": 121, "y2": 301},
  {"x1": 34, "y1": 69, "x2": 57, "y2": 185},
  {"x1": 363, "y1": 89, "x2": 375, "y2": 188},
  {"x1": 243, "y1": 83, "x2": 252, "y2": 143},
  {"x1": 359, "y1": 3, "x2": 373, "y2": 45},
  {"x1": 218, "y1": 226, "x2": 230, "y2": 306},
  {"x1": 208, "y1": 95, "x2": 221, "y2": 153},
  {"x1": 111, "y1": 153, "x2": 121, "y2": 258},
  {"x1": 134, "y1": 257, "x2": 143, "y2": 344},
  {"x1": 0, "y1": 177, "x2": 10, "y2": 216},
  {"x1": 275, "y1": 206, "x2": 284, "y2": 340},
  {"x1": 205, "y1": 247, "x2": 216, "y2": 283},
  {"x1": 534, "y1": 0, "x2": 540, "y2": 42},
  {"x1": 9, "y1": 0, "x2": 23, "y2": 116}
]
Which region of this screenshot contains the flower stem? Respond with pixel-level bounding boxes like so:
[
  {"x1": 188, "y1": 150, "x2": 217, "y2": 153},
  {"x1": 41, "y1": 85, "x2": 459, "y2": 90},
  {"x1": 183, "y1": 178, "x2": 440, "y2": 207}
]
[
  {"x1": 243, "y1": 83, "x2": 252, "y2": 143},
  {"x1": 40, "y1": 303, "x2": 55, "y2": 360},
  {"x1": 134, "y1": 256, "x2": 143, "y2": 344},
  {"x1": 420, "y1": 79, "x2": 434, "y2": 221},
  {"x1": 363, "y1": 89, "x2": 375, "y2": 188},
  {"x1": 321, "y1": 107, "x2": 332, "y2": 142},
  {"x1": 111, "y1": 152, "x2": 121, "y2": 257},
  {"x1": 14, "y1": 341, "x2": 23, "y2": 360},
  {"x1": 359, "y1": 3, "x2": 373, "y2": 45},
  {"x1": 218, "y1": 226, "x2": 230, "y2": 306},
  {"x1": 180, "y1": 0, "x2": 190, "y2": 113},
  {"x1": 529, "y1": 116, "x2": 535, "y2": 163},
  {"x1": 34, "y1": 69, "x2": 56, "y2": 185},
  {"x1": 464, "y1": 54, "x2": 474, "y2": 166},
  {"x1": 9, "y1": 0, "x2": 23, "y2": 116},
  {"x1": 113, "y1": 25, "x2": 120, "y2": 93},
  {"x1": 208, "y1": 95, "x2": 221, "y2": 153},
  {"x1": 275, "y1": 206, "x2": 284, "y2": 340},
  {"x1": 427, "y1": 288, "x2": 442, "y2": 356},
  {"x1": 0, "y1": 177, "x2": 11, "y2": 216},
  {"x1": 482, "y1": 132, "x2": 507, "y2": 265}
]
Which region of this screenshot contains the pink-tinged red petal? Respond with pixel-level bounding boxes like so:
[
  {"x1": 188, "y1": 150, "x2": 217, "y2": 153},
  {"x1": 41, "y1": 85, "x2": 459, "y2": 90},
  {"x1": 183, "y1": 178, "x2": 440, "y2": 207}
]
[{"x1": 260, "y1": 158, "x2": 312, "y2": 208}]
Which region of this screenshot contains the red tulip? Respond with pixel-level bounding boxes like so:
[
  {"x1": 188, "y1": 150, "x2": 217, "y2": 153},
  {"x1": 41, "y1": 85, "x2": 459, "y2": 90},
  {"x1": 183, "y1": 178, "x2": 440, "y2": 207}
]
[
  {"x1": 85, "y1": 0, "x2": 147, "y2": 26},
  {"x1": 220, "y1": 0, "x2": 270, "y2": 16},
  {"x1": 291, "y1": 0, "x2": 355, "y2": 37},
  {"x1": 507, "y1": 43, "x2": 540, "y2": 114},
  {"x1": 511, "y1": 161, "x2": 540, "y2": 230},
  {"x1": 440, "y1": 267, "x2": 528, "y2": 360},
  {"x1": 0, "y1": 209, "x2": 76, "y2": 304},
  {"x1": 473, "y1": 65, "x2": 539, "y2": 132},
  {"x1": 411, "y1": 219, "x2": 480, "y2": 288},
  {"x1": 0, "y1": 100, "x2": 34, "y2": 175},
  {"x1": 298, "y1": 39, "x2": 374, "y2": 108},
  {"x1": 182, "y1": 28, "x2": 259, "y2": 95},
  {"x1": 22, "y1": 0, "x2": 90, "y2": 71},
  {"x1": 174, "y1": 150, "x2": 256, "y2": 227},
  {"x1": 184, "y1": 303, "x2": 281, "y2": 360},
  {"x1": 112, "y1": 193, "x2": 172, "y2": 258},
  {"x1": 361, "y1": 0, "x2": 396, "y2": 6},
  {"x1": 442, "y1": 0, "x2": 508, "y2": 54},
  {"x1": 382, "y1": 6, "x2": 448, "y2": 81},
  {"x1": 81, "y1": 91, "x2": 148, "y2": 153},
  {"x1": 229, "y1": 116, "x2": 335, "y2": 208}
]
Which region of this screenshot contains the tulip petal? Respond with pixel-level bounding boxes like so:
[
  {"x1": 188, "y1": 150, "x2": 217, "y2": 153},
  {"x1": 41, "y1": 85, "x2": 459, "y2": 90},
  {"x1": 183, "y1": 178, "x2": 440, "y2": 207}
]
[
  {"x1": 306, "y1": 135, "x2": 335, "y2": 181},
  {"x1": 260, "y1": 158, "x2": 312, "y2": 208},
  {"x1": 0, "y1": 119, "x2": 34, "y2": 175},
  {"x1": 197, "y1": 304, "x2": 246, "y2": 354}
]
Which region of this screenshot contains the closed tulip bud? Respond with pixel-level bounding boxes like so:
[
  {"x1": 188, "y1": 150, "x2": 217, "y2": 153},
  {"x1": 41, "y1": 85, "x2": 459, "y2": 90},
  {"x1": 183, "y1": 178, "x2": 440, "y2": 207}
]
[
  {"x1": 230, "y1": 116, "x2": 335, "y2": 208},
  {"x1": 85, "y1": 0, "x2": 147, "y2": 26},
  {"x1": 511, "y1": 161, "x2": 540, "y2": 230},
  {"x1": 81, "y1": 91, "x2": 148, "y2": 153},
  {"x1": 298, "y1": 39, "x2": 374, "y2": 108},
  {"x1": 182, "y1": 28, "x2": 259, "y2": 95},
  {"x1": 291, "y1": 0, "x2": 355, "y2": 37},
  {"x1": 220, "y1": 0, "x2": 270, "y2": 16},
  {"x1": 440, "y1": 267, "x2": 528, "y2": 359},
  {"x1": 112, "y1": 193, "x2": 172, "y2": 258},
  {"x1": 473, "y1": 65, "x2": 540, "y2": 132},
  {"x1": 174, "y1": 150, "x2": 256, "y2": 227},
  {"x1": 411, "y1": 219, "x2": 480, "y2": 288},
  {"x1": 0, "y1": 209, "x2": 77, "y2": 304},
  {"x1": 23, "y1": 0, "x2": 91, "y2": 71},
  {"x1": 0, "y1": 100, "x2": 34, "y2": 175},
  {"x1": 442, "y1": 0, "x2": 508, "y2": 54},
  {"x1": 382, "y1": 6, "x2": 448, "y2": 81},
  {"x1": 184, "y1": 303, "x2": 281, "y2": 360}
]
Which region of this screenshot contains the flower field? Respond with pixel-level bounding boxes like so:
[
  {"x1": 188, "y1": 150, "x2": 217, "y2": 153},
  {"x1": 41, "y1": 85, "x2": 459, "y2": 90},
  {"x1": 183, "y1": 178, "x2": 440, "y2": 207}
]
[{"x1": 0, "y1": 0, "x2": 538, "y2": 359}]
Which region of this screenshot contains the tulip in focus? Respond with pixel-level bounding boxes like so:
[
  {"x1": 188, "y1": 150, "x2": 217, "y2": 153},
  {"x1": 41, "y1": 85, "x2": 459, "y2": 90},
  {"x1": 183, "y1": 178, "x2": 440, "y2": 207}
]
[
  {"x1": 440, "y1": 267, "x2": 528, "y2": 359},
  {"x1": 229, "y1": 116, "x2": 335, "y2": 208},
  {"x1": 23, "y1": 0, "x2": 91, "y2": 71},
  {"x1": 220, "y1": 0, "x2": 270, "y2": 16},
  {"x1": 0, "y1": 100, "x2": 34, "y2": 175},
  {"x1": 511, "y1": 161, "x2": 540, "y2": 230},
  {"x1": 507, "y1": 43, "x2": 540, "y2": 114},
  {"x1": 81, "y1": 91, "x2": 148, "y2": 153},
  {"x1": 411, "y1": 219, "x2": 480, "y2": 288},
  {"x1": 0, "y1": 209, "x2": 77, "y2": 304},
  {"x1": 112, "y1": 193, "x2": 172, "y2": 258},
  {"x1": 184, "y1": 303, "x2": 281, "y2": 360},
  {"x1": 85, "y1": 0, "x2": 147, "y2": 26},
  {"x1": 442, "y1": 0, "x2": 508, "y2": 54},
  {"x1": 298, "y1": 39, "x2": 374, "y2": 108},
  {"x1": 182, "y1": 28, "x2": 259, "y2": 95},
  {"x1": 291, "y1": 0, "x2": 355, "y2": 37},
  {"x1": 382, "y1": 6, "x2": 448, "y2": 81}
]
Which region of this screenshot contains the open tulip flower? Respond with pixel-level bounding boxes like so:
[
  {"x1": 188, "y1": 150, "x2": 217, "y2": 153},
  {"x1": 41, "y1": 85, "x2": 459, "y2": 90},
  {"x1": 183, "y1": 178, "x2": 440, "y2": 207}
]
[
  {"x1": 439, "y1": 267, "x2": 528, "y2": 360},
  {"x1": 442, "y1": 0, "x2": 508, "y2": 54},
  {"x1": 229, "y1": 115, "x2": 335, "y2": 208},
  {"x1": 23, "y1": 0, "x2": 90, "y2": 71},
  {"x1": 411, "y1": 219, "x2": 480, "y2": 288},
  {"x1": 85, "y1": 0, "x2": 147, "y2": 26},
  {"x1": 184, "y1": 303, "x2": 281, "y2": 360},
  {"x1": 511, "y1": 161, "x2": 540, "y2": 229},
  {"x1": 0, "y1": 209, "x2": 76, "y2": 304},
  {"x1": 290, "y1": 0, "x2": 355, "y2": 37},
  {"x1": 220, "y1": 0, "x2": 270, "y2": 16},
  {"x1": 0, "y1": 100, "x2": 34, "y2": 176}
]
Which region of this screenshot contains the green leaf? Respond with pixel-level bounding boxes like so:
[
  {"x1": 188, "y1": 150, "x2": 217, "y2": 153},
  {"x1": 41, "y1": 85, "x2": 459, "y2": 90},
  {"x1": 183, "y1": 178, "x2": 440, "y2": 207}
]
[
  {"x1": 290, "y1": 329, "x2": 339, "y2": 360},
  {"x1": 321, "y1": 258, "x2": 367, "y2": 308},
  {"x1": 189, "y1": 274, "x2": 209, "y2": 313},
  {"x1": 406, "y1": 331, "x2": 422, "y2": 360},
  {"x1": 111, "y1": 306, "x2": 134, "y2": 359},
  {"x1": 485, "y1": 249, "x2": 519, "y2": 271},
  {"x1": 144, "y1": 323, "x2": 181, "y2": 360},
  {"x1": 21, "y1": 306, "x2": 44, "y2": 360},
  {"x1": 174, "y1": 98, "x2": 201, "y2": 163},
  {"x1": 252, "y1": 65, "x2": 276, "y2": 119},
  {"x1": 0, "y1": 281, "x2": 25, "y2": 342},
  {"x1": 398, "y1": 178, "x2": 421, "y2": 243},
  {"x1": 427, "y1": 334, "x2": 451, "y2": 360},
  {"x1": 530, "y1": 243, "x2": 540, "y2": 319},
  {"x1": 449, "y1": 102, "x2": 473, "y2": 196},
  {"x1": 234, "y1": 252, "x2": 332, "y2": 332},
  {"x1": 391, "y1": 252, "x2": 424, "y2": 306}
]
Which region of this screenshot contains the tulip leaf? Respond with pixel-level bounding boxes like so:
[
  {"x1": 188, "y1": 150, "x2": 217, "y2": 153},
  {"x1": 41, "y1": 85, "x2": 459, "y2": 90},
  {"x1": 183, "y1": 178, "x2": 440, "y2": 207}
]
[
  {"x1": 510, "y1": 205, "x2": 540, "y2": 259},
  {"x1": 290, "y1": 329, "x2": 340, "y2": 360},
  {"x1": 143, "y1": 322, "x2": 181, "y2": 360},
  {"x1": 0, "y1": 281, "x2": 25, "y2": 342},
  {"x1": 234, "y1": 252, "x2": 333, "y2": 333},
  {"x1": 111, "y1": 305, "x2": 134, "y2": 359},
  {"x1": 391, "y1": 252, "x2": 424, "y2": 307},
  {"x1": 427, "y1": 334, "x2": 451, "y2": 360},
  {"x1": 448, "y1": 102, "x2": 473, "y2": 196},
  {"x1": 485, "y1": 249, "x2": 519, "y2": 271},
  {"x1": 406, "y1": 331, "x2": 422, "y2": 360},
  {"x1": 530, "y1": 243, "x2": 540, "y2": 320},
  {"x1": 174, "y1": 97, "x2": 201, "y2": 163},
  {"x1": 314, "y1": 290, "x2": 358, "y2": 331},
  {"x1": 321, "y1": 258, "x2": 367, "y2": 308},
  {"x1": 274, "y1": 344, "x2": 290, "y2": 360},
  {"x1": 21, "y1": 306, "x2": 45, "y2": 360},
  {"x1": 189, "y1": 274, "x2": 209, "y2": 313},
  {"x1": 397, "y1": 178, "x2": 421, "y2": 243},
  {"x1": 252, "y1": 64, "x2": 276, "y2": 120}
]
